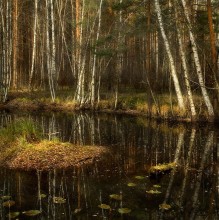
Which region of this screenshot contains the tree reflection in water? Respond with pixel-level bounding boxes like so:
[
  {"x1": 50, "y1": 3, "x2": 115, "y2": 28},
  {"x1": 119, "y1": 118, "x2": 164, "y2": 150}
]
[{"x1": 0, "y1": 111, "x2": 218, "y2": 219}]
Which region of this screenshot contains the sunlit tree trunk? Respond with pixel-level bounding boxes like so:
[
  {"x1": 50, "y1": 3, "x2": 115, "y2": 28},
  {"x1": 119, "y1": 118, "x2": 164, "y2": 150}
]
[
  {"x1": 174, "y1": 1, "x2": 196, "y2": 119},
  {"x1": 29, "y1": 0, "x2": 38, "y2": 90},
  {"x1": 154, "y1": 0, "x2": 185, "y2": 110},
  {"x1": 181, "y1": 0, "x2": 214, "y2": 120},
  {"x1": 46, "y1": 0, "x2": 56, "y2": 102},
  {"x1": 0, "y1": 1, "x2": 12, "y2": 102},
  {"x1": 90, "y1": 0, "x2": 103, "y2": 108}
]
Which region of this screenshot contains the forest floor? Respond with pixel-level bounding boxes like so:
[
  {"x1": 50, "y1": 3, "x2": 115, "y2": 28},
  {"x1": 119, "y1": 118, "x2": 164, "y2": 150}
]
[{"x1": 0, "y1": 89, "x2": 213, "y2": 122}]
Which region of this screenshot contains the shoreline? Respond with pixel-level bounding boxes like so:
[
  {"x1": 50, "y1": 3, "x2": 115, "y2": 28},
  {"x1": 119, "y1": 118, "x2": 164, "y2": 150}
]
[{"x1": 0, "y1": 92, "x2": 217, "y2": 123}]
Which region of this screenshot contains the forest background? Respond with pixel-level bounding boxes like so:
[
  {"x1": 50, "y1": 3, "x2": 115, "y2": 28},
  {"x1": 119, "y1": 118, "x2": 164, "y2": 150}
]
[{"x1": 0, "y1": 0, "x2": 219, "y2": 122}]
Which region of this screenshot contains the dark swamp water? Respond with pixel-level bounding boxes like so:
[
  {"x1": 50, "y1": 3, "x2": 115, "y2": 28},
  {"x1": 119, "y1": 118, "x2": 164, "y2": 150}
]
[{"x1": 0, "y1": 111, "x2": 219, "y2": 219}]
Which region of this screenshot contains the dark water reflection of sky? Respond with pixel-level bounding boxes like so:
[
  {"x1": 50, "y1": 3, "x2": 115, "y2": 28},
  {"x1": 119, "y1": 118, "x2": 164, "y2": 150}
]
[{"x1": 0, "y1": 111, "x2": 219, "y2": 219}]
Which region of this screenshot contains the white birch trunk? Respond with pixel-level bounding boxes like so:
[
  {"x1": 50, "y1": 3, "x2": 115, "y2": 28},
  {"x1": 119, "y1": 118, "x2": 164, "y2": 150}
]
[
  {"x1": 29, "y1": 0, "x2": 38, "y2": 90},
  {"x1": 46, "y1": 0, "x2": 56, "y2": 102},
  {"x1": 90, "y1": 0, "x2": 103, "y2": 107},
  {"x1": 181, "y1": 0, "x2": 214, "y2": 119},
  {"x1": 174, "y1": 1, "x2": 196, "y2": 119},
  {"x1": 50, "y1": 0, "x2": 56, "y2": 99},
  {"x1": 154, "y1": 0, "x2": 185, "y2": 110}
]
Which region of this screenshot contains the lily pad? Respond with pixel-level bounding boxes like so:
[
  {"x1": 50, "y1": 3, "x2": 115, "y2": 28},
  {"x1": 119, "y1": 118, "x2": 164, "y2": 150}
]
[
  {"x1": 22, "y1": 210, "x2": 41, "y2": 216},
  {"x1": 39, "y1": 193, "x2": 47, "y2": 199},
  {"x1": 159, "y1": 203, "x2": 171, "y2": 210},
  {"x1": 3, "y1": 200, "x2": 15, "y2": 207},
  {"x1": 127, "y1": 183, "x2": 136, "y2": 187},
  {"x1": 135, "y1": 176, "x2": 145, "y2": 180},
  {"x1": 149, "y1": 162, "x2": 177, "y2": 174},
  {"x1": 74, "y1": 208, "x2": 82, "y2": 214},
  {"x1": 53, "y1": 196, "x2": 66, "y2": 204},
  {"x1": 118, "y1": 208, "x2": 131, "y2": 214},
  {"x1": 109, "y1": 194, "x2": 122, "y2": 201},
  {"x1": 153, "y1": 185, "x2": 161, "y2": 188},
  {"x1": 6, "y1": 212, "x2": 20, "y2": 218},
  {"x1": 146, "y1": 189, "x2": 162, "y2": 194},
  {"x1": 98, "y1": 204, "x2": 111, "y2": 210},
  {"x1": 1, "y1": 196, "x2": 11, "y2": 201}
]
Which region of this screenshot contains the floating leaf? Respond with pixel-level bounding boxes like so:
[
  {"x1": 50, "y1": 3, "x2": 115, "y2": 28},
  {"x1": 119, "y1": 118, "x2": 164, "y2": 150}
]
[
  {"x1": 74, "y1": 208, "x2": 82, "y2": 214},
  {"x1": 1, "y1": 196, "x2": 11, "y2": 201},
  {"x1": 149, "y1": 162, "x2": 177, "y2": 174},
  {"x1": 159, "y1": 203, "x2": 171, "y2": 211},
  {"x1": 53, "y1": 197, "x2": 66, "y2": 204},
  {"x1": 127, "y1": 183, "x2": 136, "y2": 187},
  {"x1": 146, "y1": 189, "x2": 161, "y2": 194},
  {"x1": 118, "y1": 208, "x2": 131, "y2": 214},
  {"x1": 135, "y1": 176, "x2": 145, "y2": 180},
  {"x1": 39, "y1": 193, "x2": 47, "y2": 199},
  {"x1": 109, "y1": 194, "x2": 122, "y2": 201},
  {"x1": 3, "y1": 200, "x2": 15, "y2": 208},
  {"x1": 7, "y1": 212, "x2": 20, "y2": 218},
  {"x1": 22, "y1": 210, "x2": 41, "y2": 216},
  {"x1": 153, "y1": 185, "x2": 161, "y2": 188},
  {"x1": 98, "y1": 204, "x2": 111, "y2": 210}
]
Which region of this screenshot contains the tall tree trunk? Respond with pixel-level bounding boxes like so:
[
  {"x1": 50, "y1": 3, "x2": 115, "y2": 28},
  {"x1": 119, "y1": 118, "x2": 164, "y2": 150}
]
[
  {"x1": 206, "y1": 0, "x2": 219, "y2": 113},
  {"x1": 181, "y1": 0, "x2": 214, "y2": 120},
  {"x1": 29, "y1": 0, "x2": 38, "y2": 90},
  {"x1": 12, "y1": 0, "x2": 18, "y2": 90},
  {"x1": 154, "y1": 0, "x2": 185, "y2": 110},
  {"x1": 207, "y1": 0, "x2": 217, "y2": 70},
  {"x1": 115, "y1": 0, "x2": 123, "y2": 109},
  {"x1": 174, "y1": 0, "x2": 196, "y2": 119},
  {"x1": 90, "y1": 0, "x2": 103, "y2": 108},
  {"x1": 46, "y1": 0, "x2": 56, "y2": 102}
]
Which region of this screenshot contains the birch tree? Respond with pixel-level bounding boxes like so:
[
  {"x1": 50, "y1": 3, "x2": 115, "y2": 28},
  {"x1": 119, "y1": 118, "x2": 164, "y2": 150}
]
[
  {"x1": 173, "y1": 0, "x2": 196, "y2": 119},
  {"x1": 29, "y1": 0, "x2": 38, "y2": 90},
  {"x1": 12, "y1": 0, "x2": 18, "y2": 89},
  {"x1": 180, "y1": 0, "x2": 214, "y2": 119},
  {"x1": 154, "y1": 0, "x2": 185, "y2": 110},
  {"x1": 46, "y1": 0, "x2": 56, "y2": 102},
  {"x1": 90, "y1": 0, "x2": 103, "y2": 108},
  {"x1": 0, "y1": 1, "x2": 12, "y2": 102}
]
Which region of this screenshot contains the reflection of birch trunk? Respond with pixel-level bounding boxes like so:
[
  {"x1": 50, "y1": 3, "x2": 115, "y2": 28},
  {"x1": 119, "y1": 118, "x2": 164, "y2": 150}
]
[
  {"x1": 179, "y1": 129, "x2": 196, "y2": 206},
  {"x1": 37, "y1": 171, "x2": 42, "y2": 212},
  {"x1": 162, "y1": 132, "x2": 184, "y2": 206},
  {"x1": 90, "y1": 114, "x2": 95, "y2": 145},
  {"x1": 48, "y1": 114, "x2": 57, "y2": 140},
  {"x1": 190, "y1": 131, "x2": 214, "y2": 219}
]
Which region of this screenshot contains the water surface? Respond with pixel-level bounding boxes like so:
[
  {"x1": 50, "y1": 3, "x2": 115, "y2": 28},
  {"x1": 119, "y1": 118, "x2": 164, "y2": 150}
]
[{"x1": 0, "y1": 111, "x2": 218, "y2": 219}]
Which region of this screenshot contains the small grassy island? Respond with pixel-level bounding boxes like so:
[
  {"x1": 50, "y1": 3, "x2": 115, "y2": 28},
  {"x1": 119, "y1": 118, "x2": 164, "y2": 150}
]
[{"x1": 0, "y1": 119, "x2": 108, "y2": 171}]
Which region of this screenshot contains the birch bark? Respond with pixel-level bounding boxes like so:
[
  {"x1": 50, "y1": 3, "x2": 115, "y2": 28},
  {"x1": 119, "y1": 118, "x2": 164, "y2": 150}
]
[
  {"x1": 173, "y1": 1, "x2": 196, "y2": 119},
  {"x1": 154, "y1": 0, "x2": 185, "y2": 110},
  {"x1": 90, "y1": 0, "x2": 103, "y2": 107},
  {"x1": 29, "y1": 0, "x2": 38, "y2": 90},
  {"x1": 181, "y1": 0, "x2": 214, "y2": 119}
]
